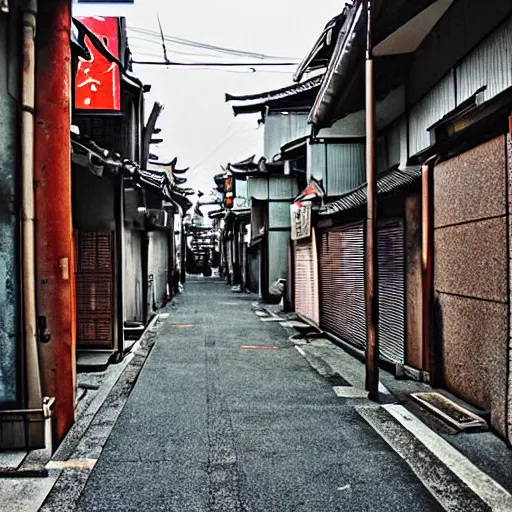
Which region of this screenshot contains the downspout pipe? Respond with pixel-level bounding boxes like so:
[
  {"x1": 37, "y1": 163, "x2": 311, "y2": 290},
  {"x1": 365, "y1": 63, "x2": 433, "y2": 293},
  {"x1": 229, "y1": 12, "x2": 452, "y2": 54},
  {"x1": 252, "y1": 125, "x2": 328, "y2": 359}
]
[
  {"x1": 21, "y1": 0, "x2": 42, "y2": 409},
  {"x1": 421, "y1": 155, "x2": 440, "y2": 383},
  {"x1": 364, "y1": 0, "x2": 379, "y2": 401}
]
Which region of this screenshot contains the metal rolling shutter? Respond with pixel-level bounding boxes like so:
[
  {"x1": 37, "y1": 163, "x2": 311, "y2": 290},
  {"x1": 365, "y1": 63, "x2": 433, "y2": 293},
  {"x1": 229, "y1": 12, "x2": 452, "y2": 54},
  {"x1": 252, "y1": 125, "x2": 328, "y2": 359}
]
[
  {"x1": 319, "y1": 222, "x2": 366, "y2": 349},
  {"x1": 378, "y1": 219, "x2": 405, "y2": 364},
  {"x1": 294, "y1": 232, "x2": 320, "y2": 326}
]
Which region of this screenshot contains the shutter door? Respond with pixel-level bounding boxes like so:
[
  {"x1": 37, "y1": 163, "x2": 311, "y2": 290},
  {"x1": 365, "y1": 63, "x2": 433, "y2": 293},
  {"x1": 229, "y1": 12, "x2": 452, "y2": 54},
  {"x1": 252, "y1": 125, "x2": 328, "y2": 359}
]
[
  {"x1": 148, "y1": 231, "x2": 169, "y2": 310},
  {"x1": 319, "y1": 222, "x2": 366, "y2": 349},
  {"x1": 124, "y1": 230, "x2": 144, "y2": 323},
  {"x1": 378, "y1": 219, "x2": 405, "y2": 364},
  {"x1": 76, "y1": 231, "x2": 114, "y2": 348},
  {"x1": 294, "y1": 231, "x2": 319, "y2": 326}
]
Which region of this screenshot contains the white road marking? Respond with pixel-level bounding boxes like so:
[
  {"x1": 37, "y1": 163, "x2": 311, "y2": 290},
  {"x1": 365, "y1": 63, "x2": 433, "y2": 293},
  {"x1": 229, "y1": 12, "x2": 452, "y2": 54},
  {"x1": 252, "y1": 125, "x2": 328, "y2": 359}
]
[
  {"x1": 383, "y1": 404, "x2": 512, "y2": 512},
  {"x1": 295, "y1": 346, "x2": 306, "y2": 357},
  {"x1": 332, "y1": 386, "x2": 368, "y2": 398}
]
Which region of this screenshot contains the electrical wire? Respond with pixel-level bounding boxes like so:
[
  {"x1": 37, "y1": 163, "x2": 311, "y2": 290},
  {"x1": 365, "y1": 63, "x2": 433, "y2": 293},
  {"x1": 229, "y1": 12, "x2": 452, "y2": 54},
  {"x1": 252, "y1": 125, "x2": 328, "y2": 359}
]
[{"x1": 129, "y1": 26, "x2": 298, "y2": 62}]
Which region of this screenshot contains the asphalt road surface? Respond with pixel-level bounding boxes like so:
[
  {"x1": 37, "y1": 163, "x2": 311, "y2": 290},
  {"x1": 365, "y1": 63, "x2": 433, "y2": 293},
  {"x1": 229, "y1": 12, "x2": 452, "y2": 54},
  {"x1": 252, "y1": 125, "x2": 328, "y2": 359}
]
[{"x1": 73, "y1": 277, "x2": 443, "y2": 511}]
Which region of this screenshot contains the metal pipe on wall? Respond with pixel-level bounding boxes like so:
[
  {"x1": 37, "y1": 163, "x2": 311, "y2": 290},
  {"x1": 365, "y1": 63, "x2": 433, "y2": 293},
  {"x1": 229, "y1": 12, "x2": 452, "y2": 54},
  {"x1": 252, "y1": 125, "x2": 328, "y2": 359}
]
[
  {"x1": 364, "y1": 0, "x2": 379, "y2": 400},
  {"x1": 21, "y1": 0, "x2": 42, "y2": 409}
]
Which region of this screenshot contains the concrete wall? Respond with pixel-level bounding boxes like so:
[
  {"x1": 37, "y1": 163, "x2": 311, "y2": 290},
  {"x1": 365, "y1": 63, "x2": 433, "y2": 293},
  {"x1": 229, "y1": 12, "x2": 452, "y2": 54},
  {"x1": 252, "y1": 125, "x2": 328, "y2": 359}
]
[
  {"x1": 434, "y1": 136, "x2": 508, "y2": 436},
  {"x1": 0, "y1": 11, "x2": 20, "y2": 405}
]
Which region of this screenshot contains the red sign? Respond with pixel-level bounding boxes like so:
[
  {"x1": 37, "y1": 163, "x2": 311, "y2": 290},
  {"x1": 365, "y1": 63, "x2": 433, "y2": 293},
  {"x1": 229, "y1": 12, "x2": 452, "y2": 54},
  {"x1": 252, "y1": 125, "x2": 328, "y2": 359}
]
[{"x1": 75, "y1": 17, "x2": 121, "y2": 111}]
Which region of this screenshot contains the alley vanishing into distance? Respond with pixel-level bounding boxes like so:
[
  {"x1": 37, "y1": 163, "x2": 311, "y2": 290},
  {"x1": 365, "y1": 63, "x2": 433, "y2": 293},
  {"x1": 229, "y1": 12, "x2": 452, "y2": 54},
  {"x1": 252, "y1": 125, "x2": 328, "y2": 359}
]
[{"x1": 34, "y1": 277, "x2": 506, "y2": 512}]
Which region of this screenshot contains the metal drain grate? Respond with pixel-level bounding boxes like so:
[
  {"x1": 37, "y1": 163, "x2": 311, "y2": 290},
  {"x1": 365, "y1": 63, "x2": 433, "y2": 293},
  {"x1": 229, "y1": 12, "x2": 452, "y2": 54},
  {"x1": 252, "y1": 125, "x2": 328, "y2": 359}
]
[{"x1": 411, "y1": 392, "x2": 488, "y2": 431}]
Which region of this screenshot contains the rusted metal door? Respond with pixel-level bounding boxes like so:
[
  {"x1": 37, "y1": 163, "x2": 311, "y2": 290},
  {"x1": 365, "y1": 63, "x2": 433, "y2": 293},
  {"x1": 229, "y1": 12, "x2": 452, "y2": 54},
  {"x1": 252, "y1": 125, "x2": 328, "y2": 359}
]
[
  {"x1": 294, "y1": 229, "x2": 320, "y2": 326},
  {"x1": 319, "y1": 222, "x2": 366, "y2": 349},
  {"x1": 76, "y1": 231, "x2": 114, "y2": 348}
]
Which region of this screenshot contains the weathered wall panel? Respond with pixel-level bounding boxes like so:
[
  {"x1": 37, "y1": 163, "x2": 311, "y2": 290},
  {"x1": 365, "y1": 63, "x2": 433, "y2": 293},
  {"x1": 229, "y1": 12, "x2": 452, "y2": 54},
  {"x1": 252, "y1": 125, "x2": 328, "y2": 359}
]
[
  {"x1": 408, "y1": 73, "x2": 455, "y2": 156},
  {"x1": 268, "y1": 230, "x2": 290, "y2": 287},
  {"x1": 264, "y1": 112, "x2": 309, "y2": 160},
  {"x1": 408, "y1": 0, "x2": 512, "y2": 106},
  {"x1": 456, "y1": 16, "x2": 512, "y2": 105},
  {"x1": 268, "y1": 175, "x2": 298, "y2": 200},
  {"x1": 0, "y1": 12, "x2": 19, "y2": 404},
  {"x1": 247, "y1": 177, "x2": 268, "y2": 201},
  {"x1": 326, "y1": 143, "x2": 365, "y2": 196},
  {"x1": 434, "y1": 137, "x2": 506, "y2": 228},
  {"x1": 269, "y1": 202, "x2": 291, "y2": 229},
  {"x1": 434, "y1": 138, "x2": 508, "y2": 436}
]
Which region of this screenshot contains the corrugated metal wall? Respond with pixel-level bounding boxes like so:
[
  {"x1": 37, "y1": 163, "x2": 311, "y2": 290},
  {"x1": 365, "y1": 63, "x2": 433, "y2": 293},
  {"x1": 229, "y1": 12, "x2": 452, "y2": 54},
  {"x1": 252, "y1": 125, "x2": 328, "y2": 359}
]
[
  {"x1": 307, "y1": 142, "x2": 326, "y2": 181},
  {"x1": 247, "y1": 177, "x2": 268, "y2": 200},
  {"x1": 409, "y1": 72, "x2": 456, "y2": 156},
  {"x1": 326, "y1": 143, "x2": 365, "y2": 196},
  {"x1": 386, "y1": 116, "x2": 407, "y2": 169},
  {"x1": 269, "y1": 175, "x2": 299, "y2": 200},
  {"x1": 264, "y1": 112, "x2": 310, "y2": 160},
  {"x1": 148, "y1": 231, "x2": 168, "y2": 310},
  {"x1": 456, "y1": 16, "x2": 512, "y2": 105},
  {"x1": 124, "y1": 229, "x2": 144, "y2": 323}
]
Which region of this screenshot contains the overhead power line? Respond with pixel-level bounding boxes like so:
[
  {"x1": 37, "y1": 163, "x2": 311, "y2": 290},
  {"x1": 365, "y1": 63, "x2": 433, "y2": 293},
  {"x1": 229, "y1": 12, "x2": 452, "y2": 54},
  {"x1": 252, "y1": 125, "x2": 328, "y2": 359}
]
[
  {"x1": 128, "y1": 26, "x2": 299, "y2": 62},
  {"x1": 132, "y1": 60, "x2": 298, "y2": 66}
]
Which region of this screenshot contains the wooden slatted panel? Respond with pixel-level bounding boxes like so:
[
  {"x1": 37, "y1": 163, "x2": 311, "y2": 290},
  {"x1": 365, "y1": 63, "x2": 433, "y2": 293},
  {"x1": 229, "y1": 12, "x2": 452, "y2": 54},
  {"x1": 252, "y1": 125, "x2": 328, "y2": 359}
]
[
  {"x1": 378, "y1": 219, "x2": 405, "y2": 364},
  {"x1": 294, "y1": 232, "x2": 319, "y2": 326},
  {"x1": 319, "y1": 222, "x2": 366, "y2": 349},
  {"x1": 76, "y1": 231, "x2": 114, "y2": 348}
]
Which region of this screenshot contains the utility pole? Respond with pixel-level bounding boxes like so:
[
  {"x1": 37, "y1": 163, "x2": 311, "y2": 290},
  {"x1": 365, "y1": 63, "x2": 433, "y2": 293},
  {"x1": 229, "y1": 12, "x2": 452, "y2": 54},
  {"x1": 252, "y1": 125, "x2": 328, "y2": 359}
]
[
  {"x1": 365, "y1": 0, "x2": 379, "y2": 401},
  {"x1": 34, "y1": 0, "x2": 76, "y2": 444}
]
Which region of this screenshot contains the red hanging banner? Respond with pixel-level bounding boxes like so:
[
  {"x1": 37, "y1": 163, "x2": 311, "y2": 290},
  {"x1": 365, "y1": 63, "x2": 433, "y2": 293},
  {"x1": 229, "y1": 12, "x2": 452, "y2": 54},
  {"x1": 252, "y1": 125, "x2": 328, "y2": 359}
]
[{"x1": 75, "y1": 16, "x2": 121, "y2": 111}]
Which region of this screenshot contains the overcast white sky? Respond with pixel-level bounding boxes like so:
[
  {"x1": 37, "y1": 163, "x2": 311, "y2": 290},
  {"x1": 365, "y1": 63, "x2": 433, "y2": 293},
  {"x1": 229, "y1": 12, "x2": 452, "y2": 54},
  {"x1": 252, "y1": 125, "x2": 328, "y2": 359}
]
[{"x1": 74, "y1": 0, "x2": 344, "y2": 196}]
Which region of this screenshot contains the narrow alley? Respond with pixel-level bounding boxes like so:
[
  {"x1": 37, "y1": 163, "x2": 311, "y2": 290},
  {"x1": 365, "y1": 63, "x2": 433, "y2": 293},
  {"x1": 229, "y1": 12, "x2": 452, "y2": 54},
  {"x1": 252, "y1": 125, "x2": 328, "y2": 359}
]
[{"x1": 31, "y1": 277, "x2": 504, "y2": 511}]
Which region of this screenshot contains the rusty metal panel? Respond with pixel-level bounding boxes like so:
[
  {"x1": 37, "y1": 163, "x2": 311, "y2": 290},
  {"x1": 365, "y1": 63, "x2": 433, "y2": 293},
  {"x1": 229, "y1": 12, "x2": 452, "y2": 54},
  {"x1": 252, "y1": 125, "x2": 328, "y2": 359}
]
[
  {"x1": 326, "y1": 143, "x2": 365, "y2": 196},
  {"x1": 294, "y1": 230, "x2": 320, "y2": 326},
  {"x1": 456, "y1": 16, "x2": 512, "y2": 105},
  {"x1": 409, "y1": 73, "x2": 455, "y2": 156},
  {"x1": 319, "y1": 222, "x2": 366, "y2": 349},
  {"x1": 378, "y1": 218, "x2": 405, "y2": 364}
]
